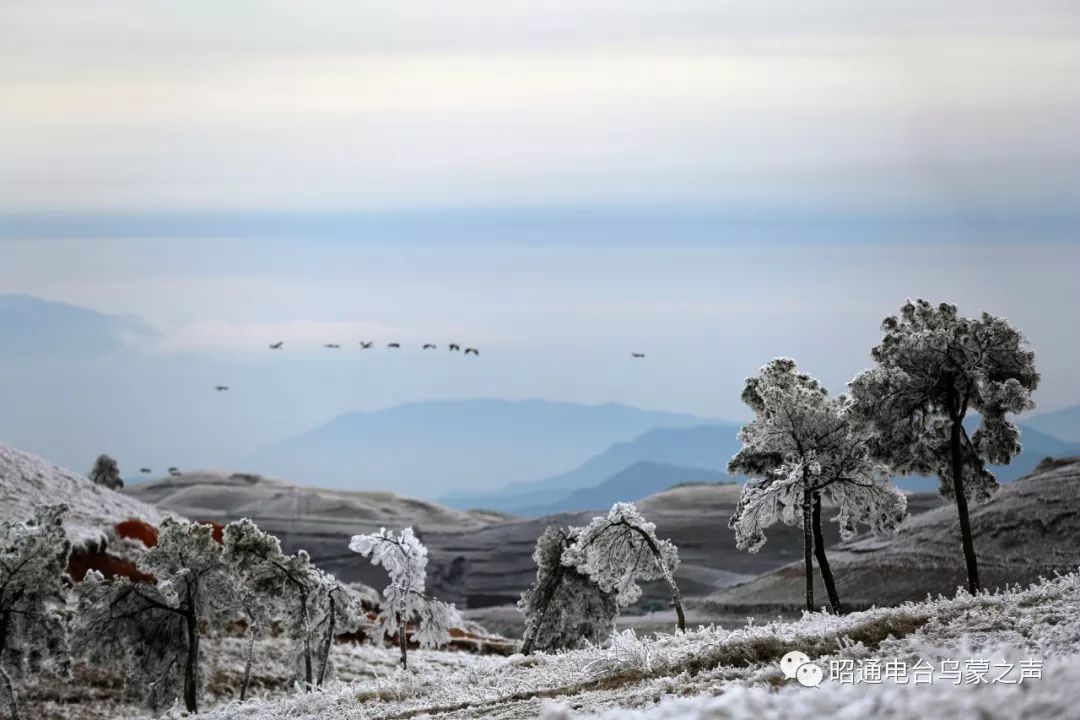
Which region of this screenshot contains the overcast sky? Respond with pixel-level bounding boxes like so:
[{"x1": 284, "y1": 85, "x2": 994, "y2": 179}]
[{"x1": 1, "y1": 1, "x2": 1078, "y2": 477}]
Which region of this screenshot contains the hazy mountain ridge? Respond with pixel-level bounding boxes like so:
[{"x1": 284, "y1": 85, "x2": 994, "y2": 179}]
[{"x1": 251, "y1": 398, "x2": 718, "y2": 496}]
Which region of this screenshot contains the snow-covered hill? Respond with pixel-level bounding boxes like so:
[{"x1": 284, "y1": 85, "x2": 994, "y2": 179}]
[{"x1": 0, "y1": 442, "x2": 172, "y2": 547}]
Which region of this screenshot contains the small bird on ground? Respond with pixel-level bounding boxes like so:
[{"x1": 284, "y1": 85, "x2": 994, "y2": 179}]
[
  {"x1": 388, "y1": 342, "x2": 401, "y2": 348},
  {"x1": 215, "y1": 385, "x2": 229, "y2": 391},
  {"x1": 449, "y1": 343, "x2": 461, "y2": 352},
  {"x1": 423, "y1": 343, "x2": 437, "y2": 350},
  {"x1": 632, "y1": 353, "x2": 645, "y2": 358},
  {"x1": 464, "y1": 347, "x2": 479, "y2": 355},
  {"x1": 324, "y1": 343, "x2": 341, "y2": 349},
  {"x1": 139, "y1": 467, "x2": 152, "y2": 474},
  {"x1": 359, "y1": 341, "x2": 374, "y2": 349},
  {"x1": 269, "y1": 341, "x2": 284, "y2": 349}
]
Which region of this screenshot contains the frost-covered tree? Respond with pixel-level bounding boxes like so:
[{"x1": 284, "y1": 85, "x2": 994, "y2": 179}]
[
  {"x1": 349, "y1": 527, "x2": 460, "y2": 670},
  {"x1": 849, "y1": 300, "x2": 1039, "y2": 593},
  {"x1": 563, "y1": 503, "x2": 685, "y2": 632},
  {"x1": 310, "y1": 571, "x2": 369, "y2": 686},
  {"x1": 88, "y1": 453, "x2": 123, "y2": 490},
  {"x1": 728, "y1": 358, "x2": 908, "y2": 613},
  {"x1": 221, "y1": 518, "x2": 321, "y2": 691},
  {"x1": 73, "y1": 519, "x2": 238, "y2": 713},
  {"x1": 518, "y1": 526, "x2": 618, "y2": 655},
  {"x1": 0, "y1": 506, "x2": 71, "y2": 720}
]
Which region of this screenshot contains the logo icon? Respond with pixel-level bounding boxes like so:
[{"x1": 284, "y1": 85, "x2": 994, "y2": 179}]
[{"x1": 780, "y1": 650, "x2": 823, "y2": 687}]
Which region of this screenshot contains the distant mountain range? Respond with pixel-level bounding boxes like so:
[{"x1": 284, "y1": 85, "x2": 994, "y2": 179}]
[
  {"x1": 249, "y1": 398, "x2": 718, "y2": 497},
  {"x1": 1025, "y1": 405, "x2": 1080, "y2": 443},
  {"x1": 441, "y1": 423, "x2": 744, "y2": 514},
  {"x1": 0, "y1": 293, "x2": 154, "y2": 359},
  {"x1": 443, "y1": 417, "x2": 1080, "y2": 516}
]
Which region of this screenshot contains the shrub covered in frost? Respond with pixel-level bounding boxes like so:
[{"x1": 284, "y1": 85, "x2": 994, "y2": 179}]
[
  {"x1": 563, "y1": 503, "x2": 685, "y2": 631},
  {"x1": 349, "y1": 527, "x2": 460, "y2": 670},
  {"x1": 0, "y1": 505, "x2": 71, "y2": 720},
  {"x1": 519, "y1": 525, "x2": 618, "y2": 654}
]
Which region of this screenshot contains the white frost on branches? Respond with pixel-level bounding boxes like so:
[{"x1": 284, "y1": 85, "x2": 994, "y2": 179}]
[
  {"x1": 564, "y1": 504, "x2": 686, "y2": 631},
  {"x1": 729, "y1": 358, "x2": 908, "y2": 553},
  {"x1": 349, "y1": 527, "x2": 459, "y2": 668}
]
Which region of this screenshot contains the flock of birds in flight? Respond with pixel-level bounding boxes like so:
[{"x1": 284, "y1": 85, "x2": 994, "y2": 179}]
[{"x1": 139, "y1": 340, "x2": 646, "y2": 476}]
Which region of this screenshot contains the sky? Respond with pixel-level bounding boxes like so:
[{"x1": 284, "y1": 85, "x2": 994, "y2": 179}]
[{"x1": 1, "y1": 1, "x2": 1079, "y2": 481}]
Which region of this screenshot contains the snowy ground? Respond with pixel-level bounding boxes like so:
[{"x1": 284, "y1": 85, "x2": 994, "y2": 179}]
[{"x1": 25, "y1": 569, "x2": 1077, "y2": 719}]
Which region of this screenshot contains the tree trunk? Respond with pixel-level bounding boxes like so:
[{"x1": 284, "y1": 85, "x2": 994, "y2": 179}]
[
  {"x1": 317, "y1": 596, "x2": 335, "y2": 687},
  {"x1": 950, "y1": 416, "x2": 981, "y2": 593},
  {"x1": 240, "y1": 621, "x2": 258, "y2": 701},
  {"x1": 665, "y1": 573, "x2": 687, "y2": 632},
  {"x1": 521, "y1": 566, "x2": 564, "y2": 655},
  {"x1": 0, "y1": 663, "x2": 19, "y2": 720},
  {"x1": 300, "y1": 595, "x2": 313, "y2": 688},
  {"x1": 183, "y1": 613, "x2": 200, "y2": 713},
  {"x1": 633, "y1": 527, "x2": 687, "y2": 632},
  {"x1": 812, "y1": 493, "x2": 843, "y2": 614},
  {"x1": 802, "y1": 485, "x2": 814, "y2": 612},
  {"x1": 396, "y1": 612, "x2": 408, "y2": 671}
]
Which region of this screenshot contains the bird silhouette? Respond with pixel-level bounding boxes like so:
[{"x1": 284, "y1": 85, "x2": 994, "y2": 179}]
[
  {"x1": 423, "y1": 343, "x2": 437, "y2": 350},
  {"x1": 464, "y1": 347, "x2": 479, "y2": 355},
  {"x1": 388, "y1": 342, "x2": 400, "y2": 349},
  {"x1": 449, "y1": 343, "x2": 461, "y2": 352},
  {"x1": 215, "y1": 385, "x2": 229, "y2": 391},
  {"x1": 632, "y1": 353, "x2": 645, "y2": 358},
  {"x1": 167, "y1": 467, "x2": 181, "y2": 477},
  {"x1": 324, "y1": 343, "x2": 341, "y2": 349},
  {"x1": 359, "y1": 341, "x2": 374, "y2": 349},
  {"x1": 139, "y1": 467, "x2": 152, "y2": 474},
  {"x1": 269, "y1": 341, "x2": 284, "y2": 350}
]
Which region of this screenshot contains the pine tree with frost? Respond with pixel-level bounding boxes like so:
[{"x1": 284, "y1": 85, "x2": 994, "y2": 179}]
[
  {"x1": 563, "y1": 503, "x2": 686, "y2": 631},
  {"x1": 728, "y1": 358, "x2": 908, "y2": 613},
  {"x1": 849, "y1": 299, "x2": 1039, "y2": 593},
  {"x1": 0, "y1": 506, "x2": 71, "y2": 720},
  {"x1": 222, "y1": 518, "x2": 322, "y2": 691},
  {"x1": 349, "y1": 527, "x2": 460, "y2": 670},
  {"x1": 310, "y1": 570, "x2": 369, "y2": 686},
  {"x1": 73, "y1": 519, "x2": 238, "y2": 713},
  {"x1": 88, "y1": 453, "x2": 123, "y2": 490},
  {"x1": 518, "y1": 526, "x2": 618, "y2": 655}
]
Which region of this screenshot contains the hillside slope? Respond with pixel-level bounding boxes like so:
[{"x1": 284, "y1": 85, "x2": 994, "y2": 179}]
[
  {"x1": 699, "y1": 456, "x2": 1080, "y2": 613},
  {"x1": 0, "y1": 442, "x2": 171, "y2": 546}
]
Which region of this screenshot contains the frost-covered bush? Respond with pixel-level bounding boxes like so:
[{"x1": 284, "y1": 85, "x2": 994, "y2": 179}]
[
  {"x1": 0, "y1": 505, "x2": 71, "y2": 720},
  {"x1": 73, "y1": 519, "x2": 239, "y2": 713},
  {"x1": 850, "y1": 299, "x2": 1039, "y2": 594},
  {"x1": 310, "y1": 570, "x2": 370, "y2": 685},
  {"x1": 519, "y1": 526, "x2": 618, "y2": 654},
  {"x1": 223, "y1": 518, "x2": 326, "y2": 692},
  {"x1": 349, "y1": 527, "x2": 460, "y2": 670},
  {"x1": 729, "y1": 357, "x2": 907, "y2": 613},
  {"x1": 563, "y1": 503, "x2": 685, "y2": 631}
]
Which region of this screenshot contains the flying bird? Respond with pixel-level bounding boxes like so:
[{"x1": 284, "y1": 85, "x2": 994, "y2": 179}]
[
  {"x1": 388, "y1": 342, "x2": 400, "y2": 349},
  {"x1": 324, "y1": 343, "x2": 341, "y2": 349},
  {"x1": 167, "y1": 467, "x2": 181, "y2": 477},
  {"x1": 139, "y1": 467, "x2": 152, "y2": 474},
  {"x1": 464, "y1": 347, "x2": 479, "y2": 356},
  {"x1": 632, "y1": 353, "x2": 645, "y2": 359},
  {"x1": 423, "y1": 343, "x2": 437, "y2": 350},
  {"x1": 449, "y1": 343, "x2": 461, "y2": 352},
  {"x1": 215, "y1": 385, "x2": 229, "y2": 391},
  {"x1": 269, "y1": 341, "x2": 284, "y2": 350},
  {"x1": 359, "y1": 341, "x2": 374, "y2": 349}
]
